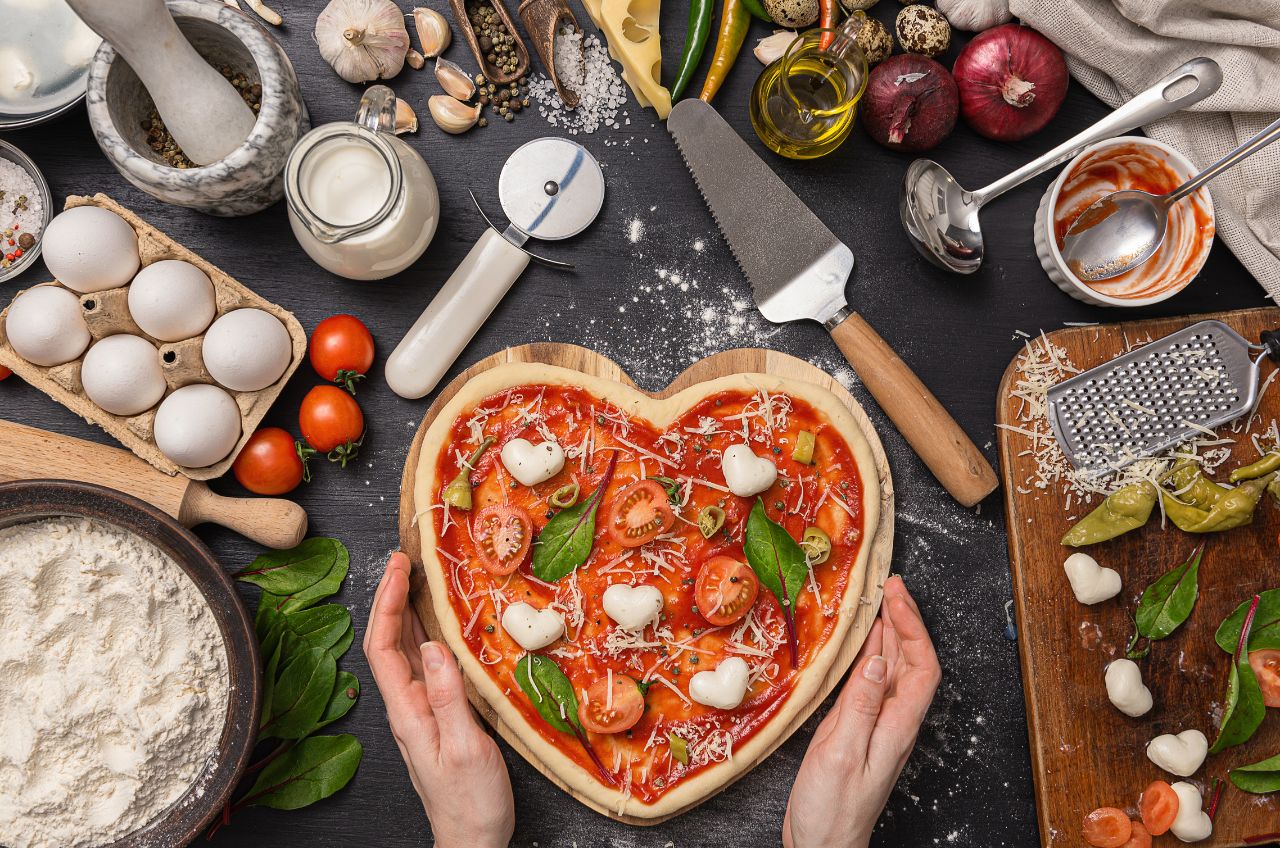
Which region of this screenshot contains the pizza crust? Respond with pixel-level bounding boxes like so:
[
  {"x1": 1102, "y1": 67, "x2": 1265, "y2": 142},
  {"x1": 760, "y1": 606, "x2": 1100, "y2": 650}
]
[{"x1": 414, "y1": 363, "x2": 881, "y2": 819}]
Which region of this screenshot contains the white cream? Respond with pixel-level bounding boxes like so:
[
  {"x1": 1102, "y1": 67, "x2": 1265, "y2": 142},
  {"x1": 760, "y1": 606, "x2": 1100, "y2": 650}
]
[
  {"x1": 1105, "y1": 659, "x2": 1153, "y2": 717},
  {"x1": 720, "y1": 444, "x2": 777, "y2": 497},
  {"x1": 1146, "y1": 730, "x2": 1208, "y2": 778},
  {"x1": 500, "y1": 438, "x2": 565, "y2": 487},
  {"x1": 689, "y1": 657, "x2": 750, "y2": 710},
  {"x1": 1169, "y1": 781, "x2": 1212, "y2": 842},
  {"x1": 0, "y1": 48, "x2": 35, "y2": 96},
  {"x1": 602, "y1": 584, "x2": 663, "y2": 631},
  {"x1": 1064, "y1": 552, "x2": 1121, "y2": 604},
  {"x1": 300, "y1": 136, "x2": 393, "y2": 226},
  {"x1": 500, "y1": 602, "x2": 564, "y2": 651}
]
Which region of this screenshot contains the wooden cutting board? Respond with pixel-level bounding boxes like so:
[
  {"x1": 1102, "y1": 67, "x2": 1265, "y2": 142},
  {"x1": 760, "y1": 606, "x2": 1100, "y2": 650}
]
[
  {"x1": 398, "y1": 343, "x2": 895, "y2": 824},
  {"x1": 997, "y1": 307, "x2": 1280, "y2": 847}
]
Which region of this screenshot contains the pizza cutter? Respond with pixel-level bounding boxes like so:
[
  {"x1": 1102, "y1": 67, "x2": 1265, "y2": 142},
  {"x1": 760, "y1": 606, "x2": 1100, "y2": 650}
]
[{"x1": 385, "y1": 137, "x2": 605, "y2": 399}]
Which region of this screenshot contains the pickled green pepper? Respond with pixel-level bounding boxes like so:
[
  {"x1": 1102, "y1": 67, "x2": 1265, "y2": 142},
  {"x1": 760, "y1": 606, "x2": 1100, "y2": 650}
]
[
  {"x1": 1060, "y1": 482, "x2": 1158, "y2": 547},
  {"x1": 1160, "y1": 473, "x2": 1276, "y2": 534},
  {"x1": 1230, "y1": 451, "x2": 1280, "y2": 483}
]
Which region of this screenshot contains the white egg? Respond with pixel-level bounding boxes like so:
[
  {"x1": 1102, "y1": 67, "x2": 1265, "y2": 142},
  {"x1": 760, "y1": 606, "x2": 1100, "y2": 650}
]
[
  {"x1": 128, "y1": 260, "x2": 217, "y2": 342},
  {"x1": 80, "y1": 335, "x2": 166, "y2": 416},
  {"x1": 41, "y1": 207, "x2": 141, "y2": 293},
  {"x1": 4, "y1": 285, "x2": 90, "y2": 366},
  {"x1": 153, "y1": 384, "x2": 242, "y2": 468},
  {"x1": 202, "y1": 308, "x2": 292, "y2": 392}
]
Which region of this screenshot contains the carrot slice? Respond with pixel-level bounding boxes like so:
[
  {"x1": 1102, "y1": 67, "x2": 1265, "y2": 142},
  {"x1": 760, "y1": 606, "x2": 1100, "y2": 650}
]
[
  {"x1": 1139, "y1": 780, "x2": 1179, "y2": 836},
  {"x1": 1122, "y1": 821, "x2": 1152, "y2": 848},
  {"x1": 1083, "y1": 807, "x2": 1133, "y2": 848}
]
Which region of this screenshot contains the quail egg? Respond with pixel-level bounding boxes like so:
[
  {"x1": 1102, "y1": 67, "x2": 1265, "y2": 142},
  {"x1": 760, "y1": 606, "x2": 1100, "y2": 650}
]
[
  {"x1": 153, "y1": 383, "x2": 242, "y2": 468},
  {"x1": 81, "y1": 334, "x2": 166, "y2": 416},
  {"x1": 128, "y1": 260, "x2": 217, "y2": 342},
  {"x1": 763, "y1": 0, "x2": 819, "y2": 28},
  {"x1": 202, "y1": 308, "x2": 292, "y2": 392},
  {"x1": 41, "y1": 206, "x2": 141, "y2": 294},
  {"x1": 4, "y1": 285, "x2": 90, "y2": 366}
]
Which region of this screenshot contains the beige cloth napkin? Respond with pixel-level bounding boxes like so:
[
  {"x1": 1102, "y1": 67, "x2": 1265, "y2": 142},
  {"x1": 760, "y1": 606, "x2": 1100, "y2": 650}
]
[{"x1": 1009, "y1": 0, "x2": 1280, "y2": 301}]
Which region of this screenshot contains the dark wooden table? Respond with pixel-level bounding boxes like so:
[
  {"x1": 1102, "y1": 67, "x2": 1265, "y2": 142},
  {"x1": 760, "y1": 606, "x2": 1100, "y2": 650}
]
[{"x1": 3, "y1": 2, "x2": 1267, "y2": 845}]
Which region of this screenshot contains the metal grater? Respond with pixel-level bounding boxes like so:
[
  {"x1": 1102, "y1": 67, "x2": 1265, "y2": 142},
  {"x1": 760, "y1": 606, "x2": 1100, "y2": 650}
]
[{"x1": 1047, "y1": 320, "x2": 1280, "y2": 475}]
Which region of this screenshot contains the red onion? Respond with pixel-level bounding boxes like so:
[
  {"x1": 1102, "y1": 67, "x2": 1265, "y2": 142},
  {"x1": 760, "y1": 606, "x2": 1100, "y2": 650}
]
[
  {"x1": 953, "y1": 24, "x2": 1067, "y2": 142},
  {"x1": 861, "y1": 54, "x2": 958, "y2": 153}
]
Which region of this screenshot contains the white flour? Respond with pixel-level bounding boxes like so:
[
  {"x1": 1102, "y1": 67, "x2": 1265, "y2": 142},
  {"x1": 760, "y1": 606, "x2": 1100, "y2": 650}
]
[{"x1": 0, "y1": 518, "x2": 229, "y2": 848}]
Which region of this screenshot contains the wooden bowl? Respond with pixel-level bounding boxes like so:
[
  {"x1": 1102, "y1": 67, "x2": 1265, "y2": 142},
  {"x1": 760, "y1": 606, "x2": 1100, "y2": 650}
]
[{"x1": 0, "y1": 479, "x2": 260, "y2": 848}]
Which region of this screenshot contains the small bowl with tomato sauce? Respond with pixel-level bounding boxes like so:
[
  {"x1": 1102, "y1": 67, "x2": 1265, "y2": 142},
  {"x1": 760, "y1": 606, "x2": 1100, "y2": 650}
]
[{"x1": 1034, "y1": 137, "x2": 1215, "y2": 307}]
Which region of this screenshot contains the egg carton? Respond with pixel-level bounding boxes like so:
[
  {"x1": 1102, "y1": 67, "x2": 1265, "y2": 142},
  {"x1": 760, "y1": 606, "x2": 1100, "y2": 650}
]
[{"x1": 0, "y1": 193, "x2": 306, "y2": 480}]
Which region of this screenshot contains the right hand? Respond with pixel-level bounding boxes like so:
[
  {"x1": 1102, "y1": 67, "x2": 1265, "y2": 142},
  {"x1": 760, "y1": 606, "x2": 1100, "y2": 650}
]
[{"x1": 363, "y1": 552, "x2": 515, "y2": 848}]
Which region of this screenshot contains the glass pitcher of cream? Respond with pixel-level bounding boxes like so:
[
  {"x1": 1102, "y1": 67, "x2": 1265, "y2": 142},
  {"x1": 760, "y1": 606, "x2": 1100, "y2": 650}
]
[{"x1": 285, "y1": 85, "x2": 439, "y2": 280}]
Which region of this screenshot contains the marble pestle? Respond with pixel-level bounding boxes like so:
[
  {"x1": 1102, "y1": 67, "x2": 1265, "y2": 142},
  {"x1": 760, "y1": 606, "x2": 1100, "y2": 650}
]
[{"x1": 65, "y1": 0, "x2": 257, "y2": 165}]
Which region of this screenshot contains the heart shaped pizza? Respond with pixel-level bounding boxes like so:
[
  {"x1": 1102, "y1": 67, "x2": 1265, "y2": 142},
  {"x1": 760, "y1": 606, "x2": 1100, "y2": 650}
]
[{"x1": 411, "y1": 362, "x2": 882, "y2": 820}]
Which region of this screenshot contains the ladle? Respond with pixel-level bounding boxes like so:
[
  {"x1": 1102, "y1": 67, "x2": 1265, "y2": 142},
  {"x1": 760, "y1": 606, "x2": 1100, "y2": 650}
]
[
  {"x1": 899, "y1": 57, "x2": 1221, "y2": 274},
  {"x1": 1062, "y1": 113, "x2": 1280, "y2": 282}
]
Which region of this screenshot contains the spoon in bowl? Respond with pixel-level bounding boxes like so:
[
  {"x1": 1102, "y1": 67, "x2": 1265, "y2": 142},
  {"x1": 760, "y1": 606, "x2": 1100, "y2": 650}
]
[
  {"x1": 1062, "y1": 113, "x2": 1280, "y2": 282},
  {"x1": 900, "y1": 58, "x2": 1221, "y2": 274}
]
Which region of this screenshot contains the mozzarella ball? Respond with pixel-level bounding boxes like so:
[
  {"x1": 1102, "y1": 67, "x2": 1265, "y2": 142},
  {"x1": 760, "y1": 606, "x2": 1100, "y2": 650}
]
[
  {"x1": 202, "y1": 309, "x2": 292, "y2": 392},
  {"x1": 4, "y1": 285, "x2": 90, "y2": 366},
  {"x1": 153, "y1": 384, "x2": 242, "y2": 467},
  {"x1": 41, "y1": 206, "x2": 141, "y2": 293},
  {"x1": 81, "y1": 335, "x2": 166, "y2": 416},
  {"x1": 128, "y1": 260, "x2": 217, "y2": 342}
]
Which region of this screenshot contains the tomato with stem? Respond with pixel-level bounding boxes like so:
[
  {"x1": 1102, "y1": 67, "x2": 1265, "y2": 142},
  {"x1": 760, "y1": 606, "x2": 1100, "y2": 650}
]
[
  {"x1": 578, "y1": 673, "x2": 645, "y2": 734},
  {"x1": 604, "y1": 480, "x2": 674, "y2": 548},
  {"x1": 694, "y1": 555, "x2": 759, "y2": 626},
  {"x1": 309, "y1": 314, "x2": 375, "y2": 394},
  {"x1": 233, "y1": 427, "x2": 311, "y2": 495},
  {"x1": 1139, "y1": 780, "x2": 1179, "y2": 836},
  {"x1": 1249, "y1": 648, "x2": 1280, "y2": 708},
  {"x1": 1083, "y1": 808, "x2": 1132, "y2": 848},
  {"x1": 0, "y1": 365, "x2": 10, "y2": 381},
  {"x1": 473, "y1": 505, "x2": 533, "y2": 575},
  {"x1": 299, "y1": 385, "x2": 364, "y2": 467}
]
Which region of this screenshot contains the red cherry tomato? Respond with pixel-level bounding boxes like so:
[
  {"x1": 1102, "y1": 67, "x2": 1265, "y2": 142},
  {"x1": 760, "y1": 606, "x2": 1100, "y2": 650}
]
[
  {"x1": 604, "y1": 480, "x2": 674, "y2": 548},
  {"x1": 233, "y1": 427, "x2": 308, "y2": 495},
  {"x1": 1139, "y1": 780, "x2": 1178, "y2": 836},
  {"x1": 0, "y1": 364, "x2": 10, "y2": 381},
  {"x1": 1249, "y1": 648, "x2": 1280, "y2": 708},
  {"x1": 309, "y1": 315, "x2": 375, "y2": 394},
  {"x1": 1083, "y1": 807, "x2": 1133, "y2": 848},
  {"x1": 299, "y1": 385, "x2": 364, "y2": 466},
  {"x1": 473, "y1": 505, "x2": 533, "y2": 575},
  {"x1": 694, "y1": 556, "x2": 760, "y2": 626},
  {"x1": 578, "y1": 673, "x2": 645, "y2": 734},
  {"x1": 1121, "y1": 821, "x2": 1151, "y2": 848}
]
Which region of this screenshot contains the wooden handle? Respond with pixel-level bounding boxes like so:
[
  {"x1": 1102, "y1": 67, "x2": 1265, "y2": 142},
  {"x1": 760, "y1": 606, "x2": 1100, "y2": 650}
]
[
  {"x1": 829, "y1": 312, "x2": 998, "y2": 507},
  {"x1": 181, "y1": 484, "x2": 309, "y2": 550}
]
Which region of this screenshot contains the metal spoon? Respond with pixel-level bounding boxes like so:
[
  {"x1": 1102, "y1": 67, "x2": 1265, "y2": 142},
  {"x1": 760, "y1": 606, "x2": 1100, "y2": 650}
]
[
  {"x1": 899, "y1": 58, "x2": 1221, "y2": 275},
  {"x1": 1062, "y1": 113, "x2": 1280, "y2": 282}
]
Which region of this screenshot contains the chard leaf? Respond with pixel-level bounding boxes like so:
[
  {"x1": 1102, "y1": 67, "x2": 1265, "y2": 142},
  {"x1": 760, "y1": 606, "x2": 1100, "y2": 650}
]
[
  {"x1": 1230, "y1": 752, "x2": 1280, "y2": 794},
  {"x1": 316, "y1": 672, "x2": 360, "y2": 729},
  {"x1": 515, "y1": 654, "x2": 582, "y2": 734},
  {"x1": 532, "y1": 453, "x2": 618, "y2": 582},
  {"x1": 743, "y1": 499, "x2": 805, "y2": 664},
  {"x1": 235, "y1": 538, "x2": 344, "y2": 596},
  {"x1": 328, "y1": 624, "x2": 354, "y2": 661},
  {"x1": 1127, "y1": 541, "x2": 1203, "y2": 658},
  {"x1": 1211, "y1": 595, "x2": 1267, "y2": 754},
  {"x1": 286, "y1": 604, "x2": 352, "y2": 652},
  {"x1": 242, "y1": 734, "x2": 362, "y2": 811},
  {"x1": 261, "y1": 646, "x2": 338, "y2": 741},
  {"x1": 1217, "y1": 588, "x2": 1280, "y2": 654}
]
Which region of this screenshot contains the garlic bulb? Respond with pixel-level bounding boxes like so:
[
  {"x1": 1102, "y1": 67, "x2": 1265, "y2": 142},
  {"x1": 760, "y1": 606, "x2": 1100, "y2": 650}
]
[
  {"x1": 754, "y1": 30, "x2": 799, "y2": 64},
  {"x1": 428, "y1": 95, "x2": 480, "y2": 133},
  {"x1": 412, "y1": 7, "x2": 452, "y2": 58},
  {"x1": 315, "y1": 0, "x2": 410, "y2": 84},
  {"x1": 935, "y1": 0, "x2": 1011, "y2": 31},
  {"x1": 435, "y1": 56, "x2": 476, "y2": 100}
]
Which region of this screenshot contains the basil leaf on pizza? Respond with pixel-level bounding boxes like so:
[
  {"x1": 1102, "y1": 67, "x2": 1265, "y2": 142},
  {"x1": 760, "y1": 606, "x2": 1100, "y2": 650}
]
[
  {"x1": 744, "y1": 498, "x2": 807, "y2": 664},
  {"x1": 532, "y1": 453, "x2": 618, "y2": 582},
  {"x1": 516, "y1": 654, "x2": 583, "y2": 734}
]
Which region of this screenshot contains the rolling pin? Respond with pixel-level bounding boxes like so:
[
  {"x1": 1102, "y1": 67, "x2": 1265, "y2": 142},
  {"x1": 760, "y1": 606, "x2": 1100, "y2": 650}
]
[{"x1": 0, "y1": 418, "x2": 307, "y2": 549}]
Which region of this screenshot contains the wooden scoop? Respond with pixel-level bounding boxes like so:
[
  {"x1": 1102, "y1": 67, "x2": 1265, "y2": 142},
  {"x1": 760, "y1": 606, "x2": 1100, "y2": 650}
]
[
  {"x1": 65, "y1": 0, "x2": 257, "y2": 165},
  {"x1": 0, "y1": 418, "x2": 307, "y2": 549}
]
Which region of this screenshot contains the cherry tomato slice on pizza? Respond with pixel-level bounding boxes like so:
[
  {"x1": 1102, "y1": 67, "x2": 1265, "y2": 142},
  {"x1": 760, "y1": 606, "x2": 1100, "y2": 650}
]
[
  {"x1": 578, "y1": 674, "x2": 645, "y2": 734},
  {"x1": 694, "y1": 555, "x2": 759, "y2": 626},
  {"x1": 473, "y1": 505, "x2": 533, "y2": 575},
  {"x1": 1250, "y1": 648, "x2": 1280, "y2": 708},
  {"x1": 605, "y1": 480, "x2": 674, "y2": 548}
]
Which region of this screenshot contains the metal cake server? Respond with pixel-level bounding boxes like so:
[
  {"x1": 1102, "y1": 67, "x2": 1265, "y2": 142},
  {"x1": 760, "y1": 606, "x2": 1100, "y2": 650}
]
[{"x1": 667, "y1": 98, "x2": 997, "y2": 507}]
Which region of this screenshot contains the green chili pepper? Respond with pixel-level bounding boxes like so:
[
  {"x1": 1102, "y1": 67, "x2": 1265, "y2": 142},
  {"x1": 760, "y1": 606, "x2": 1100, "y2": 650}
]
[
  {"x1": 792, "y1": 430, "x2": 816, "y2": 465},
  {"x1": 1268, "y1": 476, "x2": 1280, "y2": 507},
  {"x1": 670, "y1": 0, "x2": 714, "y2": 100},
  {"x1": 1060, "y1": 481, "x2": 1157, "y2": 547},
  {"x1": 1160, "y1": 473, "x2": 1275, "y2": 534},
  {"x1": 802, "y1": 526, "x2": 831, "y2": 565},
  {"x1": 668, "y1": 732, "x2": 690, "y2": 765},
  {"x1": 698, "y1": 505, "x2": 726, "y2": 538},
  {"x1": 698, "y1": 0, "x2": 750, "y2": 104},
  {"x1": 1230, "y1": 452, "x2": 1280, "y2": 483},
  {"x1": 550, "y1": 482, "x2": 580, "y2": 509},
  {"x1": 740, "y1": 0, "x2": 773, "y2": 23},
  {"x1": 1162, "y1": 459, "x2": 1229, "y2": 511},
  {"x1": 442, "y1": 437, "x2": 495, "y2": 510}
]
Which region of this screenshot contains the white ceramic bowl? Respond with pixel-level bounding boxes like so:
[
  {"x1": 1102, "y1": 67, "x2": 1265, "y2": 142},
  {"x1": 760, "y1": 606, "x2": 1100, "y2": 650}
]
[{"x1": 1033, "y1": 136, "x2": 1215, "y2": 308}]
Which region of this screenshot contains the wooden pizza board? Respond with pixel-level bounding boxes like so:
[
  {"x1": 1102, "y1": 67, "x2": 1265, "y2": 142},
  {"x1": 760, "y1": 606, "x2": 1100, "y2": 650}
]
[
  {"x1": 398, "y1": 343, "x2": 895, "y2": 825},
  {"x1": 997, "y1": 307, "x2": 1280, "y2": 847}
]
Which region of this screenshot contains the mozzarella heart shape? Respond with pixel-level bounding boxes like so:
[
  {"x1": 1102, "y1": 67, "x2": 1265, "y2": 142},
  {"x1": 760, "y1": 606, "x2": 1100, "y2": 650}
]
[
  {"x1": 602, "y1": 584, "x2": 664, "y2": 631},
  {"x1": 721, "y1": 444, "x2": 777, "y2": 497},
  {"x1": 501, "y1": 602, "x2": 565, "y2": 651},
  {"x1": 1147, "y1": 729, "x2": 1208, "y2": 777},
  {"x1": 1063, "y1": 552, "x2": 1121, "y2": 604},
  {"x1": 1170, "y1": 781, "x2": 1213, "y2": 842},
  {"x1": 500, "y1": 438, "x2": 565, "y2": 487},
  {"x1": 689, "y1": 657, "x2": 750, "y2": 710},
  {"x1": 1105, "y1": 659, "x2": 1153, "y2": 717}
]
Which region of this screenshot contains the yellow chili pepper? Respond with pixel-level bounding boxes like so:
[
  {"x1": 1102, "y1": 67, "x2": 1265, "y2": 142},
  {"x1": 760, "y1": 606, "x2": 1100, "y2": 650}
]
[{"x1": 699, "y1": 0, "x2": 749, "y2": 103}]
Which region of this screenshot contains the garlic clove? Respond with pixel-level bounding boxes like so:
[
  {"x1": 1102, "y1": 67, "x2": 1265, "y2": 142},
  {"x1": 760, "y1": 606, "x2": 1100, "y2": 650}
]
[
  {"x1": 434, "y1": 56, "x2": 476, "y2": 100},
  {"x1": 394, "y1": 97, "x2": 418, "y2": 134},
  {"x1": 406, "y1": 48, "x2": 425, "y2": 70},
  {"x1": 412, "y1": 7, "x2": 452, "y2": 58},
  {"x1": 427, "y1": 95, "x2": 480, "y2": 134},
  {"x1": 755, "y1": 29, "x2": 799, "y2": 64}
]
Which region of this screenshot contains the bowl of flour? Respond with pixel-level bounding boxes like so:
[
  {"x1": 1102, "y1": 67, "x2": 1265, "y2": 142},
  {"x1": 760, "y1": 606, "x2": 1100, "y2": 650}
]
[{"x1": 0, "y1": 480, "x2": 259, "y2": 848}]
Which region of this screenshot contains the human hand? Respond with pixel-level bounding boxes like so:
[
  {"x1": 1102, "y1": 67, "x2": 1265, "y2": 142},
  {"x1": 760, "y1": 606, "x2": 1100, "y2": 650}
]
[
  {"x1": 363, "y1": 552, "x2": 515, "y2": 848},
  {"x1": 782, "y1": 575, "x2": 942, "y2": 848}
]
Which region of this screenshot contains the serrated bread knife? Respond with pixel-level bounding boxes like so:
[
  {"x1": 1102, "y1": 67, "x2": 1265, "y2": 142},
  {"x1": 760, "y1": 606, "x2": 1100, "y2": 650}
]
[{"x1": 667, "y1": 99, "x2": 997, "y2": 507}]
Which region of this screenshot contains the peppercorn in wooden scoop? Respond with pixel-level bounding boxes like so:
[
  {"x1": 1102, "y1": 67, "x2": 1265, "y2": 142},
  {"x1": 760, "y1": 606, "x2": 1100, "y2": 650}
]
[{"x1": 450, "y1": 0, "x2": 530, "y2": 85}]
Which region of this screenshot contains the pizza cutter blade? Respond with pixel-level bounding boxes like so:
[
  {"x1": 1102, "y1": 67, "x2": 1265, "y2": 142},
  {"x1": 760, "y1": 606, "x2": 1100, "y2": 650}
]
[{"x1": 386, "y1": 137, "x2": 605, "y2": 399}]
